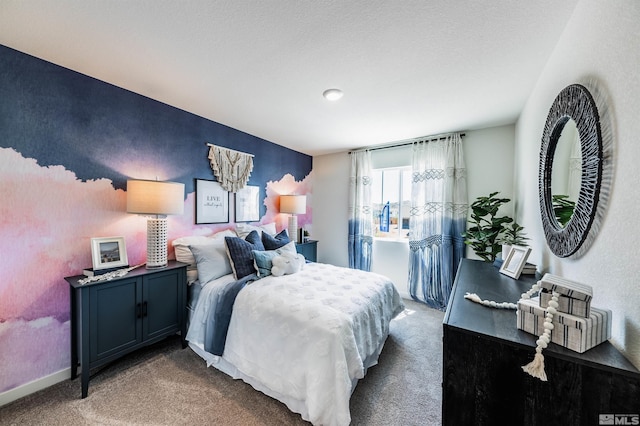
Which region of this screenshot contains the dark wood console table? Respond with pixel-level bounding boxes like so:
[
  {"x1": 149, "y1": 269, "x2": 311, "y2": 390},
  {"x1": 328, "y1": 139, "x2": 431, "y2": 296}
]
[{"x1": 442, "y1": 259, "x2": 640, "y2": 425}]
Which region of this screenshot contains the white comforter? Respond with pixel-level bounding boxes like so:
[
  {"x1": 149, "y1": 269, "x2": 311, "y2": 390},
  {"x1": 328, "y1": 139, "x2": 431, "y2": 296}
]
[{"x1": 187, "y1": 262, "x2": 404, "y2": 426}]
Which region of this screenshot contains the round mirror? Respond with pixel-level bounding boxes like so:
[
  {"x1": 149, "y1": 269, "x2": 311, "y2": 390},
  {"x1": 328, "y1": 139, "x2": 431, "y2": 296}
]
[
  {"x1": 550, "y1": 119, "x2": 581, "y2": 227},
  {"x1": 539, "y1": 84, "x2": 604, "y2": 258}
]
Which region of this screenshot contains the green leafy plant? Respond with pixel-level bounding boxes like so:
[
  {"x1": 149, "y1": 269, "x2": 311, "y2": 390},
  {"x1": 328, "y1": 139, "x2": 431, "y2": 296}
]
[
  {"x1": 552, "y1": 194, "x2": 576, "y2": 226},
  {"x1": 462, "y1": 192, "x2": 513, "y2": 262},
  {"x1": 499, "y1": 222, "x2": 529, "y2": 246}
]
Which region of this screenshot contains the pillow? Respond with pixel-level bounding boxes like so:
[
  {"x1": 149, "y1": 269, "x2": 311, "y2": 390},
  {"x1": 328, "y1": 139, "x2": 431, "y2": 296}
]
[
  {"x1": 252, "y1": 242, "x2": 298, "y2": 278},
  {"x1": 188, "y1": 241, "x2": 233, "y2": 284},
  {"x1": 172, "y1": 229, "x2": 237, "y2": 268},
  {"x1": 271, "y1": 251, "x2": 305, "y2": 277},
  {"x1": 262, "y1": 229, "x2": 290, "y2": 250},
  {"x1": 224, "y1": 230, "x2": 265, "y2": 279},
  {"x1": 277, "y1": 241, "x2": 297, "y2": 254},
  {"x1": 235, "y1": 222, "x2": 277, "y2": 239},
  {"x1": 253, "y1": 250, "x2": 280, "y2": 278},
  {"x1": 172, "y1": 235, "x2": 215, "y2": 267}
]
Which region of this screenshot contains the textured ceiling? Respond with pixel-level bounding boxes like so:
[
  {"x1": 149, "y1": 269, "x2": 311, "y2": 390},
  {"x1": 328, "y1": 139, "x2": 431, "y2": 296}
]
[{"x1": 0, "y1": 1, "x2": 579, "y2": 156}]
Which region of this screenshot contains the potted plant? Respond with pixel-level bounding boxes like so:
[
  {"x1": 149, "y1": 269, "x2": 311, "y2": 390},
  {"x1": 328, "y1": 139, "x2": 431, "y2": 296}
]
[
  {"x1": 499, "y1": 221, "x2": 529, "y2": 260},
  {"x1": 462, "y1": 192, "x2": 513, "y2": 262}
]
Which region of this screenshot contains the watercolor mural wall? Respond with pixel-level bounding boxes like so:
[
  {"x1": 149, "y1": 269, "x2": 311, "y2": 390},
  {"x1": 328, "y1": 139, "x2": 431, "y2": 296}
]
[{"x1": 0, "y1": 45, "x2": 313, "y2": 394}]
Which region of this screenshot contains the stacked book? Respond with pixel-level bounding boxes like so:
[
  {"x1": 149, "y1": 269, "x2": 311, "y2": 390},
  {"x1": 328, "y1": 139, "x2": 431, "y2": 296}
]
[
  {"x1": 519, "y1": 262, "x2": 537, "y2": 276},
  {"x1": 493, "y1": 255, "x2": 537, "y2": 275},
  {"x1": 516, "y1": 273, "x2": 611, "y2": 353}
]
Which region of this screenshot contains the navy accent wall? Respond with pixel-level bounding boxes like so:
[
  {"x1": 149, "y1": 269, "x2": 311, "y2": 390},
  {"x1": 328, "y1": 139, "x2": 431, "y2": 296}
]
[{"x1": 0, "y1": 44, "x2": 312, "y2": 215}]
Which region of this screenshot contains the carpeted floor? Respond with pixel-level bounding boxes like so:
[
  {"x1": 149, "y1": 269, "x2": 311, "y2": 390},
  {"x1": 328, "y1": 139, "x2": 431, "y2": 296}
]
[{"x1": 0, "y1": 299, "x2": 444, "y2": 426}]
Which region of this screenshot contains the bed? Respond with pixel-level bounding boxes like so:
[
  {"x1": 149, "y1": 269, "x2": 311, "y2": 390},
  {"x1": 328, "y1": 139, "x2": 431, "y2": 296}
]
[{"x1": 180, "y1": 229, "x2": 404, "y2": 426}]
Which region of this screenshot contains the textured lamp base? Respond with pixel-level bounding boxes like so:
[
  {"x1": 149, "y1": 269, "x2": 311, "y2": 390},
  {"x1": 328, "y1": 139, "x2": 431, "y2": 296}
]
[
  {"x1": 146, "y1": 218, "x2": 168, "y2": 269},
  {"x1": 288, "y1": 215, "x2": 299, "y2": 244}
]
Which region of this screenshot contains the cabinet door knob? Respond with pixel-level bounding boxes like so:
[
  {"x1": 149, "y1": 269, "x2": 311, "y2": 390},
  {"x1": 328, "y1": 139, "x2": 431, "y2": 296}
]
[
  {"x1": 136, "y1": 303, "x2": 142, "y2": 319},
  {"x1": 143, "y1": 301, "x2": 148, "y2": 317}
]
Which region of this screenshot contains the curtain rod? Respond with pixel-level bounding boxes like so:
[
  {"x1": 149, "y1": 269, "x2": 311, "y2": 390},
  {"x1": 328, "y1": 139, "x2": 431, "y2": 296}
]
[
  {"x1": 206, "y1": 142, "x2": 255, "y2": 157},
  {"x1": 348, "y1": 132, "x2": 465, "y2": 154}
]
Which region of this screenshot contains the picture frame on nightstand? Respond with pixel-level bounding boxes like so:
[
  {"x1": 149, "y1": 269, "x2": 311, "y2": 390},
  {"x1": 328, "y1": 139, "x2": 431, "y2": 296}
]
[{"x1": 90, "y1": 236, "x2": 128, "y2": 271}]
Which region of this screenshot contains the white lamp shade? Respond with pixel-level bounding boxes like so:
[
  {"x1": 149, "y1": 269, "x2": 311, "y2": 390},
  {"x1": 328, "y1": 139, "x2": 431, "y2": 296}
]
[
  {"x1": 280, "y1": 195, "x2": 306, "y2": 214},
  {"x1": 127, "y1": 180, "x2": 185, "y2": 215}
]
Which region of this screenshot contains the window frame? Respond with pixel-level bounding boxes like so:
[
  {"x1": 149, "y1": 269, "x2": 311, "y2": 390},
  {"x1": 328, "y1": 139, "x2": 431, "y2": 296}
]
[{"x1": 371, "y1": 165, "x2": 411, "y2": 242}]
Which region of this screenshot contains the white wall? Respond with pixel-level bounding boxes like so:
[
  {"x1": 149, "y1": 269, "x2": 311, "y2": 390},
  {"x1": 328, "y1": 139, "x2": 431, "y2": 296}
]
[
  {"x1": 514, "y1": 0, "x2": 640, "y2": 367},
  {"x1": 313, "y1": 124, "x2": 516, "y2": 296},
  {"x1": 312, "y1": 151, "x2": 350, "y2": 268},
  {"x1": 462, "y1": 126, "x2": 516, "y2": 260}
]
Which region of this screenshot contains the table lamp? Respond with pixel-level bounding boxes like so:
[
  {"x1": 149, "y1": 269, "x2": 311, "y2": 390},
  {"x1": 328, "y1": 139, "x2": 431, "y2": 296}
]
[
  {"x1": 127, "y1": 179, "x2": 184, "y2": 269},
  {"x1": 280, "y1": 194, "x2": 306, "y2": 243}
]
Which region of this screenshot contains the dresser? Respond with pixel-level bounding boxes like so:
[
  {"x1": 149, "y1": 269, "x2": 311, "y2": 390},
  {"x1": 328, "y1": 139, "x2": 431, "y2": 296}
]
[
  {"x1": 442, "y1": 259, "x2": 640, "y2": 425},
  {"x1": 65, "y1": 261, "x2": 188, "y2": 398}
]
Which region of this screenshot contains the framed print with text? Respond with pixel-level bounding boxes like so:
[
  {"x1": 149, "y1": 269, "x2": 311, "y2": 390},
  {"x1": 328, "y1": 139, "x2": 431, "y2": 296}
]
[{"x1": 195, "y1": 179, "x2": 229, "y2": 224}]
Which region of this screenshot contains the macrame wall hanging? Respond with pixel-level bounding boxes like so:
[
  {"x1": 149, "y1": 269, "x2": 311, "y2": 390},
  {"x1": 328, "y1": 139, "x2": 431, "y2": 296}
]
[{"x1": 207, "y1": 143, "x2": 254, "y2": 192}]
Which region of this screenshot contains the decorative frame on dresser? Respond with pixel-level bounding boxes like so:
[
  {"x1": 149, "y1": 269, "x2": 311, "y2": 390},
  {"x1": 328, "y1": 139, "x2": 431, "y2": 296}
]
[
  {"x1": 442, "y1": 259, "x2": 640, "y2": 426},
  {"x1": 65, "y1": 260, "x2": 188, "y2": 398}
]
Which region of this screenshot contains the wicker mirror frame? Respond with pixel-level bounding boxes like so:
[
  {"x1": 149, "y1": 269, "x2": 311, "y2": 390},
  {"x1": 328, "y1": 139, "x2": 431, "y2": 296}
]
[{"x1": 539, "y1": 84, "x2": 603, "y2": 258}]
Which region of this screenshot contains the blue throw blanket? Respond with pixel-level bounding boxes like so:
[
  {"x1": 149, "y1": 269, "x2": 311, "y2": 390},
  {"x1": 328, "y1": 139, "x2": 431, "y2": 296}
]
[{"x1": 203, "y1": 273, "x2": 257, "y2": 356}]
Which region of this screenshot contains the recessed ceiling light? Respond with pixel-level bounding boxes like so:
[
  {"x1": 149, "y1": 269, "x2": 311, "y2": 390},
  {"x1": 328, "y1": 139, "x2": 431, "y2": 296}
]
[{"x1": 323, "y1": 88, "x2": 343, "y2": 101}]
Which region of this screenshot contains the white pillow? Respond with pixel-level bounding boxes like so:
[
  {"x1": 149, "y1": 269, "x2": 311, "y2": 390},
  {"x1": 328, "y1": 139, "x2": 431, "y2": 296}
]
[
  {"x1": 172, "y1": 229, "x2": 237, "y2": 272},
  {"x1": 277, "y1": 241, "x2": 297, "y2": 254},
  {"x1": 173, "y1": 235, "x2": 215, "y2": 266},
  {"x1": 235, "y1": 222, "x2": 277, "y2": 239},
  {"x1": 189, "y1": 240, "x2": 233, "y2": 285}
]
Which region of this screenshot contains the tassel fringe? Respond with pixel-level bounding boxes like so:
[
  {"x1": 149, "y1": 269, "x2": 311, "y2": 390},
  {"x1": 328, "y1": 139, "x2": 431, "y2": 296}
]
[{"x1": 522, "y1": 352, "x2": 548, "y2": 381}]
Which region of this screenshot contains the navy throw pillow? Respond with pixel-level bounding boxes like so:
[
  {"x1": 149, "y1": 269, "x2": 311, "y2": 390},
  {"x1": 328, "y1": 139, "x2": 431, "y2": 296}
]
[
  {"x1": 224, "y1": 230, "x2": 265, "y2": 279},
  {"x1": 262, "y1": 229, "x2": 291, "y2": 250}
]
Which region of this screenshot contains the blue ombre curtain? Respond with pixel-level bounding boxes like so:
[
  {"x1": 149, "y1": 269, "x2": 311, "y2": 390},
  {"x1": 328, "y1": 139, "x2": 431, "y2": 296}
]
[
  {"x1": 408, "y1": 133, "x2": 467, "y2": 309},
  {"x1": 348, "y1": 150, "x2": 373, "y2": 271}
]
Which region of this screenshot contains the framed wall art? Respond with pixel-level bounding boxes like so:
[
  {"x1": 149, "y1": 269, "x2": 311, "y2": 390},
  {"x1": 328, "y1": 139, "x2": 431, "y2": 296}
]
[
  {"x1": 91, "y1": 236, "x2": 129, "y2": 271},
  {"x1": 195, "y1": 179, "x2": 229, "y2": 224},
  {"x1": 499, "y1": 245, "x2": 532, "y2": 279},
  {"x1": 235, "y1": 185, "x2": 260, "y2": 222}
]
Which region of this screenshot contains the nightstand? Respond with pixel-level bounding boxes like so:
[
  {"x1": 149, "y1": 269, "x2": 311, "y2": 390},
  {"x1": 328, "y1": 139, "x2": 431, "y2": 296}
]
[
  {"x1": 296, "y1": 240, "x2": 318, "y2": 262},
  {"x1": 65, "y1": 261, "x2": 188, "y2": 398}
]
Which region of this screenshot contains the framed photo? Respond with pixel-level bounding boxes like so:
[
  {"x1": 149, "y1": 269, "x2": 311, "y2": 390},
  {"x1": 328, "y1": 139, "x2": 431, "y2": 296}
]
[
  {"x1": 499, "y1": 245, "x2": 532, "y2": 279},
  {"x1": 195, "y1": 179, "x2": 229, "y2": 224},
  {"x1": 91, "y1": 237, "x2": 129, "y2": 271},
  {"x1": 235, "y1": 185, "x2": 260, "y2": 222}
]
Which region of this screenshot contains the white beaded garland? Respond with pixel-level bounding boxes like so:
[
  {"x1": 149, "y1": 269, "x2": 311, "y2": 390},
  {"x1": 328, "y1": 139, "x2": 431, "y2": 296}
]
[
  {"x1": 462, "y1": 280, "x2": 562, "y2": 381},
  {"x1": 522, "y1": 290, "x2": 560, "y2": 381},
  {"x1": 464, "y1": 279, "x2": 544, "y2": 310}
]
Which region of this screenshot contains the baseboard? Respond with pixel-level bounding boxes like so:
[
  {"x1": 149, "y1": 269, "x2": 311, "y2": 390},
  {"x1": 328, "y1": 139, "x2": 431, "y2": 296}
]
[{"x1": 0, "y1": 368, "x2": 71, "y2": 407}]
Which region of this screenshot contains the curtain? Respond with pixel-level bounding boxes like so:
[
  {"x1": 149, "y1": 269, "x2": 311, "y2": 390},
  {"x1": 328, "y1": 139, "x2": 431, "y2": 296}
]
[
  {"x1": 408, "y1": 133, "x2": 468, "y2": 309},
  {"x1": 348, "y1": 150, "x2": 373, "y2": 271}
]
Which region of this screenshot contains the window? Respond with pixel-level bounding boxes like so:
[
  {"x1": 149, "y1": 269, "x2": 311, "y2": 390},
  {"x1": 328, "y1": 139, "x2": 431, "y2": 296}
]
[{"x1": 371, "y1": 167, "x2": 412, "y2": 239}]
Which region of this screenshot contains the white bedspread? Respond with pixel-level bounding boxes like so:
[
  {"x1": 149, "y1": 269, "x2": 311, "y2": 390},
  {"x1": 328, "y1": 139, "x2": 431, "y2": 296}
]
[{"x1": 188, "y1": 262, "x2": 404, "y2": 426}]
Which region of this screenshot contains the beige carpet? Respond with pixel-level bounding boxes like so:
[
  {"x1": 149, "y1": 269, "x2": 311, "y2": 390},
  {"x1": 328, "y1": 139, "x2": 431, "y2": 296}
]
[{"x1": 0, "y1": 299, "x2": 444, "y2": 426}]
